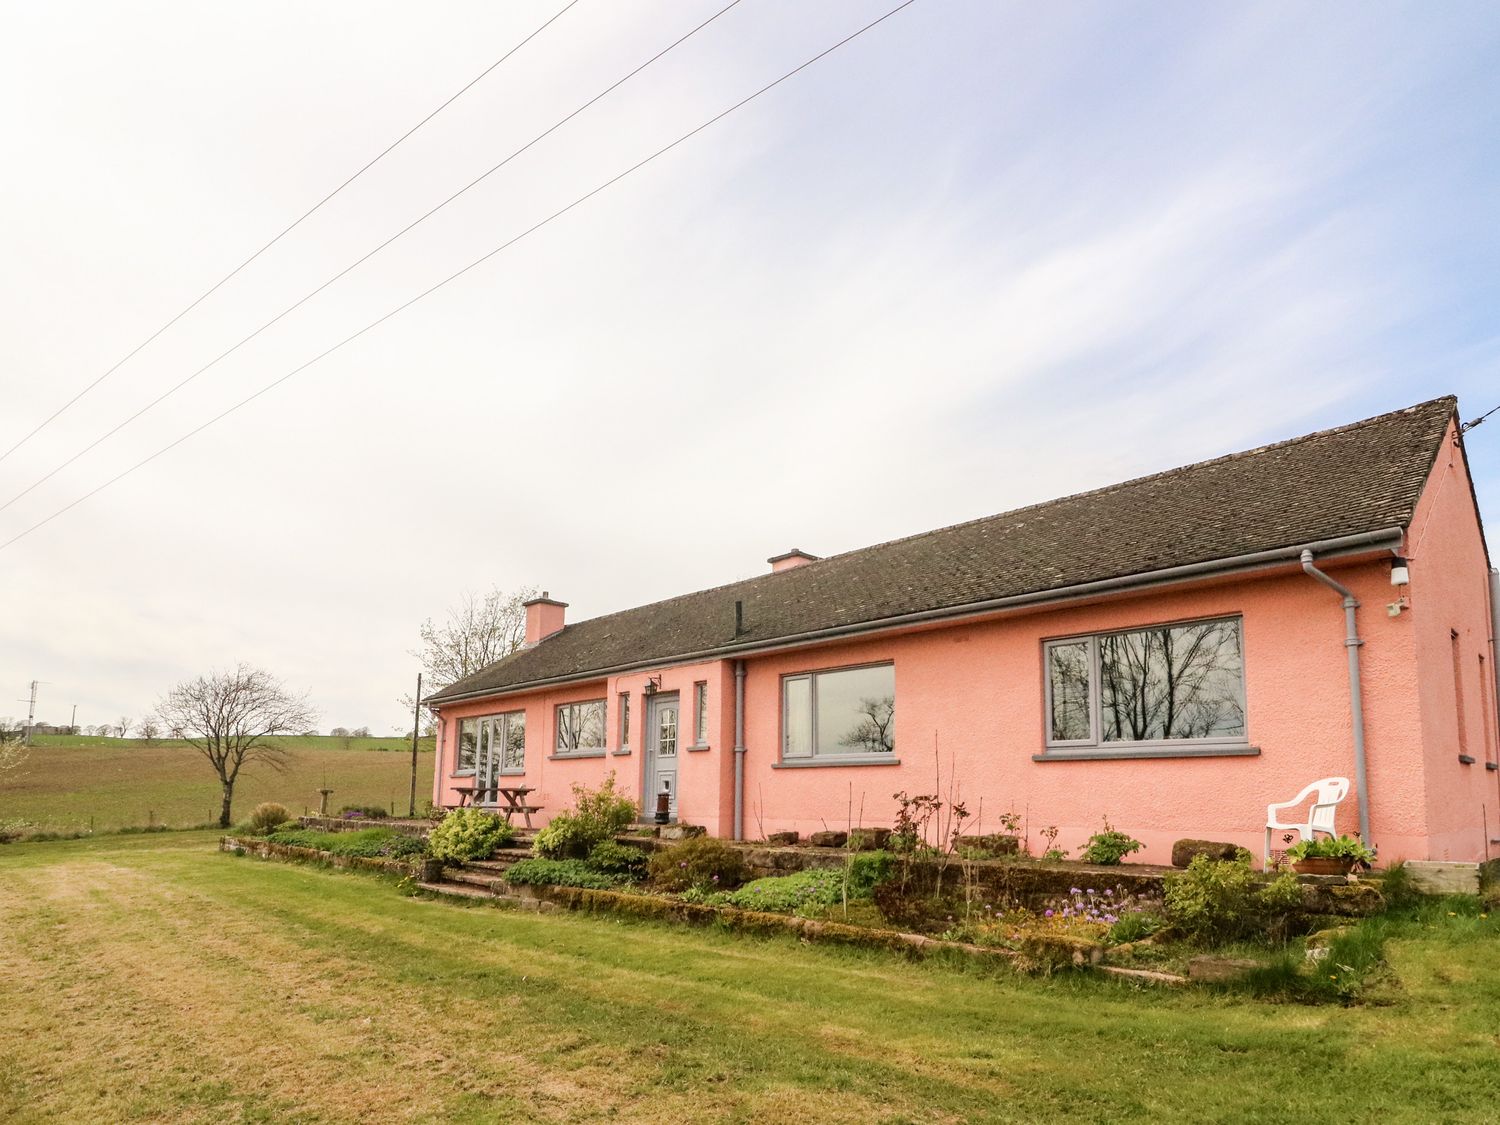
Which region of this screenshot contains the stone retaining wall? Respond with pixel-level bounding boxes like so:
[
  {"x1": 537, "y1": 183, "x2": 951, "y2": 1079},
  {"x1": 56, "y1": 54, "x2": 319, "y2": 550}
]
[{"x1": 221, "y1": 835, "x2": 442, "y2": 881}]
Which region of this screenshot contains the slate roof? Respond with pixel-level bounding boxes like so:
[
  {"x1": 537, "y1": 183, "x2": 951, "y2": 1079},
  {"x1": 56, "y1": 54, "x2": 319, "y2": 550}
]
[{"x1": 428, "y1": 396, "x2": 1456, "y2": 703}]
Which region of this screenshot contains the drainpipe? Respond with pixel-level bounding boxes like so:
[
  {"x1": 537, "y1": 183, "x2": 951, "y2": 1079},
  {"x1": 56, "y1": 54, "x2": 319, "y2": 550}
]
[
  {"x1": 733, "y1": 660, "x2": 747, "y2": 840},
  {"x1": 1489, "y1": 569, "x2": 1500, "y2": 838},
  {"x1": 1301, "y1": 549, "x2": 1372, "y2": 845}
]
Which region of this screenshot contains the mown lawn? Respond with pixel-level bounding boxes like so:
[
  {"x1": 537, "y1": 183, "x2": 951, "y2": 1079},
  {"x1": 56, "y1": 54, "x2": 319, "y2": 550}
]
[
  {"x1": 0, "y1": 834, "x2": 1497, "y2": 1123},
  {"x1": 0, "y1": 737, "x2": 435, "y2": 831}
]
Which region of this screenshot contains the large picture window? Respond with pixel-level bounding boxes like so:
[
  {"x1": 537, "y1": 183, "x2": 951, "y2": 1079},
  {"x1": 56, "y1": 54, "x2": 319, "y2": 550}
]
[
  {"x1": 1045, "y1": 616, "x2": 1247, "y2": 749},
  {"x1": 556, "y1": 699, "x2": 607, "y2": 754},
  {"x1": 782, "y1": 663, "x2": 895, "y2": 760}
]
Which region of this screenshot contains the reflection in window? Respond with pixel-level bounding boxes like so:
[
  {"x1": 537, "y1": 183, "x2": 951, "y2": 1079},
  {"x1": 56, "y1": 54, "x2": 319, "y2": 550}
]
[
  {"x1": 782, "y1": 664, "x2": 895, "y2": 760},
  {"x1": 1045, "y1": 617, "x2": 1246, "y2": 748},
  {"x1": 694, "y1": 681, "x2": 708, "y2": 744},
  {"x1": 457, "y1": 718, "x2": 479, "y2": 772},
  {"x1": 658, "y1": 707, "x2": 678, "y2": 757},
  {"x1": 498, "y1": 711, "x2": 526, "y2": 772},
  {"x1": 556, "y1": 699, "x2": 606, "y2": 753},
  {"x1": 618, "y1": 692, "x2": 630, "y2": 750}
]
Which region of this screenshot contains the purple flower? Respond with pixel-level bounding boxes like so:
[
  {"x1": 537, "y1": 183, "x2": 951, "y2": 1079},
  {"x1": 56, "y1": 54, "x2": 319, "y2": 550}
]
[
  {"x1": 1045, "y1": 909, "x2": 1054, "y2": 918},
  {"x1": 1070, "y1": 887, "x2": 1082, "y2": 895}
]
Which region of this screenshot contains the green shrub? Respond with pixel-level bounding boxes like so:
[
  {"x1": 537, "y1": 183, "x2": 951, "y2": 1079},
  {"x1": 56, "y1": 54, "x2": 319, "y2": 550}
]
[
  {"x1": 648, "y1": 836, "x2": 747, "y2": 892},
  {"x1": 248, "y1": 802, "x2": 291, "y2": 834},
  {"x1": 587, "y1": 840, "x2": 648, "y2": 881},
  {"x1": 533, "y1": 774, "x2": 637, "y2": 858},
  {"x1": 427, "y1": 808, "x2": 515, "y2": 863},
  {"x1": 1164, "y1": 855, "x2": 1303, "y2": 945},
  {"x1": 845, "y1": 850, "x2": 895, "y2": 897},
  {"x1": 504, "y1": 858, "x2": 618, "y2": 889},
  {"x1": 1080, "y1": 820, "x2": 1144, "y2": 865},
  {"x1": 1107, "y1": 911, "x2": 1162, "y2": 944},
  {"x1": 729, "y1": 870, "x2": 843, "y2": 913},
  {"x1": 338, "y1": 804, "x2": 388, "y2": 820}
]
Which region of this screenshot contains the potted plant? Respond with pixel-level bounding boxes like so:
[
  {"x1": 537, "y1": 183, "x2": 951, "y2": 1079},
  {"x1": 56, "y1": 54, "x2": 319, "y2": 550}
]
[{"x1": 1284, "y1": 835, "x2": 1375, "y2": 875}]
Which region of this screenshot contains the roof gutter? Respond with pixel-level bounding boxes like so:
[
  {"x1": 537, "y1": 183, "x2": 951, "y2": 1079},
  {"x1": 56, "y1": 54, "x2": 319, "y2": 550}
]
[
  {"x1": 426, "y1": 527, "x2": 1405, "y2": 707},
  {"x1": 1300, "y1": 549, "x2": 1373, "y2": 848}
]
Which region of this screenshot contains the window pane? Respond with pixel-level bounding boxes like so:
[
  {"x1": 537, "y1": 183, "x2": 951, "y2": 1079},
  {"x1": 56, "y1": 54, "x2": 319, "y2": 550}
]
[
  {"x1": 1048, "y1": 641, "x2": 1092, "y2": 741},
  {"x1": 458, "y1": 718, "x2": 478, "y2": 771},
  {"x1": 659, "y1": 707, "x2": 677, "y2": 757},
  {"x1": 783, "y1": 677, "x2": 813, "y2": 758},
  {"x1": 502, "y1": 712, "x2": 525, "y2": 771},
  {"x1": 619, "y1": 693, "x2": 630, "y2": 748},
  {"x1": 558, "y1": 700, "x2": 607, "y2": 751},
  {"x1": 816, "y1": 664, "x2": 896, "y2": 755},
  {"x1": 695, "y1": 682, "x2": 708, "y2": 743},
  {"x1": 1100, "y1": 619, "x2": 1245, "y2": 742}
]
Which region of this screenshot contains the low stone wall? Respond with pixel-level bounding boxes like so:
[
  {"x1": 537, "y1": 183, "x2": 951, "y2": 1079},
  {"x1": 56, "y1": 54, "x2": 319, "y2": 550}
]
[{"x1": 221, "y1": 835, "x2": 442, "y2": 881}]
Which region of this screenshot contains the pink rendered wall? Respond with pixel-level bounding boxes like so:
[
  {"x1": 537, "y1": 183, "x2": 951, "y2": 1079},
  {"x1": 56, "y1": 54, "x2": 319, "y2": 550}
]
[
  {"x1": 738, "y1": 559, "x2": 1437, "y2": 865},
  {"x1": 430, "y1": 659, "x2": 734, "y2": 835},
  {"x1": 1404, "y1": 419, "x2": 1499, "y2": 861}
]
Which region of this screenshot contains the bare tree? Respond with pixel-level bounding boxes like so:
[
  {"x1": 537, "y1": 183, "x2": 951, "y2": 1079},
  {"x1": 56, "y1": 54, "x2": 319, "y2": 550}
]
[
  {"x1": 0, "y1": 717, "x2": 27, "y2": 775},
  {"x1": 401, "y1": 585, "x2": 536, "y2": 721},
  {"x1": 117, "y1": 716, "x2": 132, "y2": 739},
  {"x1": 350, "y1": 725, "x2": 371, "y2": 738},
  {"x1": 136, "y1": 716, "x2": 161, "y2": 745},
  {"x1": 329, "y1": 726, "x2": 351, "y2": 738},
  {"x1": 155, "y1": 665, "x2": 317, "y2": 828},
  {"x1": 838, "y1": 696, "x2": 896, "y2": 754}
]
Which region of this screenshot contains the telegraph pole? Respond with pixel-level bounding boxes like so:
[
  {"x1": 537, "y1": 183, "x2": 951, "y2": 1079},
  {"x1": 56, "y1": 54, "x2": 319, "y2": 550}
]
[
  {"x1": 408, "y1": 673, "x2": 422, "y2": 818},
  {"x1": 20, "y1": 681, "x2": 45, "y2": 747},
  {"x1": 70, "y1": 703, "x2": 77, "y2": 736}
]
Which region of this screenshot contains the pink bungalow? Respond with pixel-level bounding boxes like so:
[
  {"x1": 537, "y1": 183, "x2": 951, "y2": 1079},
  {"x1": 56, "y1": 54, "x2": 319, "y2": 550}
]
[{"x1": 427, "y1": 396, "x2": 1499, "y2": 866}]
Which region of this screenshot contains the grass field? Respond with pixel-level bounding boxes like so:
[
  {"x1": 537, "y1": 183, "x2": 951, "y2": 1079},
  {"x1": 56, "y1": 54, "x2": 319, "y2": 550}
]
[
  {"x1": 0, "y1": 736, "x2": 436, "y2": 831},
  {"x1": 1, "y1": 834, "x2": 1497, "y2": 1123}
]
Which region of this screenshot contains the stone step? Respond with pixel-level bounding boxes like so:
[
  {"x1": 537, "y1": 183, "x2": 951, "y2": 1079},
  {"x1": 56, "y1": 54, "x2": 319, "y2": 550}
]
[
  {"x1": 1403, "y1": 860, "x2": 1481, "y2": 896},
  {"x1": 443, "y1": 868, "x2": 506, "y2": 892}
]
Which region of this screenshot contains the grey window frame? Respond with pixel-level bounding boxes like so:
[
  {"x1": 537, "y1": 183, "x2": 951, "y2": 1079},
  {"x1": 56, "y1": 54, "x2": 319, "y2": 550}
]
[
  {"x1": 779, "y1": 661, "x2": 897, "y2": 764},
  {"x1": 494, "y1": 710, "x2": 526, "y2": 776},
  {"x1": 455, "y1": 717, "x2": 480, "y2": 775},
  {"x1": 554, "y1": 698, "x2": 608, "y2": 757},
  {"x1": 691, "y1": 681, "x2": 709, "y2": 747},
  {"x1": 1041, "y1": 614, "x2": 1250, "y2": 754}
]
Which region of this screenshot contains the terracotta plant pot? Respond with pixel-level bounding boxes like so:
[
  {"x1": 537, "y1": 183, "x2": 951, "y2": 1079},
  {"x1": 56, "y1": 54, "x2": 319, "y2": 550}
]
[{"x1": 1290, "y1": 856, "x2": 1355, "y2": 876}]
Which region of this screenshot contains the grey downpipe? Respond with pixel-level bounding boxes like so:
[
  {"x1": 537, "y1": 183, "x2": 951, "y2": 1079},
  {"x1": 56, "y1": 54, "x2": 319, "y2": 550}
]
[
  {"x1": 733, "y1": 661, "x2": 747, "y2": 840},
  {"x1": 1489, "y1": 569, "x2": 1500, "y2": 837},
  {"x1": 1300, "y1": 549, "x2": 1372, "y2": 845}
]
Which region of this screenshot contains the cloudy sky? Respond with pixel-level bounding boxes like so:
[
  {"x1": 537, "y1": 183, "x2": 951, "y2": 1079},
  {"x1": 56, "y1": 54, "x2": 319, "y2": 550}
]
[{"x1": 2, "y1": 1, "x2": 1497, "y2": 734}]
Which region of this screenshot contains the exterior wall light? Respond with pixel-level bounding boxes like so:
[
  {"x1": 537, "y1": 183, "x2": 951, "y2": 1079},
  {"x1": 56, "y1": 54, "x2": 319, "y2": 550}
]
[
  {"x1": 643, "y1": 675, "x2": 662, "y2": 697},
  {"x1": 1390, "y1": 556, "x2": 1410, "y2": 586}
]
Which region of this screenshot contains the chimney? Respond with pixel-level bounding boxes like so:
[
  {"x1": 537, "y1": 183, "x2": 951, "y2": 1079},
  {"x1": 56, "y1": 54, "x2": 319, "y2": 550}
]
[
  {"x1": 523, "y1": 592, "x2": 568, "y2": 645},
  {"x1": 768, "y1": 548, "x2": 819, "y2": 573}
]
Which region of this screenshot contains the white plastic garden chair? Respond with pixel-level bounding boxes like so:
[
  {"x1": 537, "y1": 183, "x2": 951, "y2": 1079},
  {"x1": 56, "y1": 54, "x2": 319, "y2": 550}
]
[{"x1": 1264, "y1": 777, "x2": 1350, "y2": 869}]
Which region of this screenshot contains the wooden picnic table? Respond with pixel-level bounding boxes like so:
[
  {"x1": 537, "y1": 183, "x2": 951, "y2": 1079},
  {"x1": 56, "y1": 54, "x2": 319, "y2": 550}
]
[{"x1": 451, "y1": 783, "x2": 543, "y2": 829}]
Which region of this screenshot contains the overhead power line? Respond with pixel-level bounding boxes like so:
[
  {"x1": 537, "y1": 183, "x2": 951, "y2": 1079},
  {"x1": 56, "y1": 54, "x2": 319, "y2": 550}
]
[
  {"x1": 0, "y1": 0, "x2": 745, "y2": 516},
  {"x1": 0, "y1": 0, "x2": 581, "y2": 467},
  {"x1": 0, "y1": 0, "x2": 920, "y2": 555},
  {"x1": 1460, "y1": 402, "x2": 1499, "y2": 433}
]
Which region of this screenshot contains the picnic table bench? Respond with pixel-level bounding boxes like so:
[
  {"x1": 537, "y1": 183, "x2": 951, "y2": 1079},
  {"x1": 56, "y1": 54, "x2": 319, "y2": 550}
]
[{"x1": 450, "y1": 784, "x2": 543, "y2": 829}]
